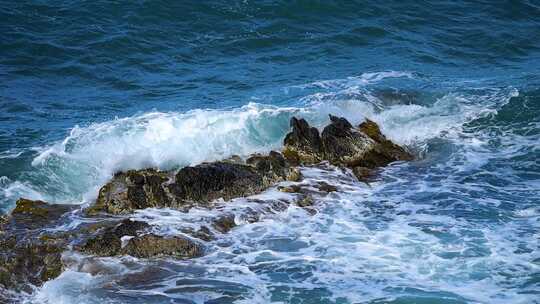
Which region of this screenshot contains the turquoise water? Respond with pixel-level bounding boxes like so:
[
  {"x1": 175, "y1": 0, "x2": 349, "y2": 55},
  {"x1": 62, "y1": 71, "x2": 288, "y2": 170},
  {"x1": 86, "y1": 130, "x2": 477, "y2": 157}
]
[{"x1": 1, "y1": 1, "x2": 539, "y2": 303}]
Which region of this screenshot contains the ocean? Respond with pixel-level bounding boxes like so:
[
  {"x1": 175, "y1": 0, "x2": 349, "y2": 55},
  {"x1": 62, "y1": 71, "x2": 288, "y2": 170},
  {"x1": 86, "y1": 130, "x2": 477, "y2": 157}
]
[{"x1": 1, "y1": 1, "x2": 539, "y2": 303}]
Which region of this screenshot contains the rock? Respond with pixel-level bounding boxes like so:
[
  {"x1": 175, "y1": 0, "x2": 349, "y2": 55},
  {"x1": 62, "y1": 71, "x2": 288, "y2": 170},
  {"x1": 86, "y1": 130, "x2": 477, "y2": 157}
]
[
  {"x1": 317, "y1": 181, "x2": 338, "y2": 193},
  {"x1": 246, "y1": 151, "x2": 301, "y2": 183},
  {"x1": 352, "y1": 166, "x2": 375, "y2": 182},
  {"x1": 87, "y1": 169, "x2": 172, "y2": 215},
  {"x1": 168, "y1": 162, "x2": 268, "y2": 204},
  {"x1": 283, "y1": 117, "x2": 323, "y2": 165},
  {"x1": 79, "y1": 219, "x2": 149, "y2": 257},
  {"x1": 89, "y1": 153, "x2": 304, "y2": 215},
  {"x1": 283, "y1": 116, "x2": 412, "y2": 168},
  {"x1": 321, "y1": 115, "x2": 378, "y2": 167},
  {"x1": 8, "y1": 198, "x2": 74, "y2": 231},
  {"x1": 212, "y1": 215, "x2": 237, "y2": 233},
  {"x1": 296, "y1": 195, "x2": 314, "y2": 208},
  {"x1": 0, "y1": 236, "x2": 65, "y2": 291},
  {"x1": 0, "y1": 199, "x2": 74, "y2": 291},
  {"x1": 358, "y1": 119, "x2": 413, "y2": 165},
  {"x1": 278, "y1": 184, "x2": 302, "y2": 193},
  {"x1": 121, "y1": 234, "x2": 202, "y2": 259}
]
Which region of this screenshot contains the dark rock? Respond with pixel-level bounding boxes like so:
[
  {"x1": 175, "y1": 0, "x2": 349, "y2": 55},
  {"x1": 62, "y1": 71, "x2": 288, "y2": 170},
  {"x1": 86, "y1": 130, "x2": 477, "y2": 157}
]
[
  {"x1": 212, "y1": 215, "x2": 237, "y2": 233},
  {"x1": 168, "y1": 162, "x2": 266, "y2": 204},
  {"x1": 87, "y1": 169, "x2": 171, "y2": 215},
  {"x1": 321, "y1": 115, "x2": 379, "y2": 167},
  {"x1": 278, "y1": 184, "x2": 303, "y2": 193},
  {"x1": 246, "y1": 151, "x2": 302, "y2": 182},
  {"x1": 121, "y1": 234, "x2": 202, "y2": 259},
  {"x1": 8, "y1": 198, "x2": 74, "y2": 231},
  {"x1": 358, "y1": 119, "x2": 413, "y2": 165},
  {"x1": 79, "y1": 219, "x2": 149, "y2": 257},
  {"x1": 283, "y1": 116, "x2": 412, "y2": 168},
  {"x1": 0, "y1": 236, "x2": 65, "y2": 291},
  {"x1": 317, "y1": 182, "x2": 338, "y2": 193},
  {"x1": 0, "y1": 199, "x2": 74, "y2": 290},
  {"x1": 296, "y1": 195, "x2": 314, "y2": 208},
  {"x1": 283, "y1": 117, "x2": 323, "y2": 165},
  {"x1": 88, "y1": 154, "x2": 302, "y2": 215},
  {"x1": 352, "y1": 166, "x2": 375, "y2": 182}
]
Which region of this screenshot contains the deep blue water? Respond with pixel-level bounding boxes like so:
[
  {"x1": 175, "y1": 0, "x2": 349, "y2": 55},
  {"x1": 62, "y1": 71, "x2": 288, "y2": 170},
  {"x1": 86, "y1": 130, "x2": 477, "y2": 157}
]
[{"x1": 1, "y1": 1, "x2": 540, "y2": 303}]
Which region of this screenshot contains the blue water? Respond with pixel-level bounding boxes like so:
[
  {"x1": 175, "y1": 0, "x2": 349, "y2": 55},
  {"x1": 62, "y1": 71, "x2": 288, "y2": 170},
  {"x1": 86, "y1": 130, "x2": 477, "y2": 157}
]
[{"x1": 1, "y1": 1, "x2": 540, "y2": 303}]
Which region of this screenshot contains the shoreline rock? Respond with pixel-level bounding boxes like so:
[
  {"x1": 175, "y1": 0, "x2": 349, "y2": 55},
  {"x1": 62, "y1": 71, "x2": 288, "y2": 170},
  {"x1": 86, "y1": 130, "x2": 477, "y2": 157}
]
[{"x1": 0, "y1": 115, "x2": 412, "y2": 292}]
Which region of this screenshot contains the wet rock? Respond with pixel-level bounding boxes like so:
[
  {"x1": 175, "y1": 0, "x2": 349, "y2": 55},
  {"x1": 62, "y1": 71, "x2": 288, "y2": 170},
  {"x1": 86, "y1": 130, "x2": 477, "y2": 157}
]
[
  {"x1": 358, "y1": 119, "x2": 413, "y2": 165},
  {"x1": 79, "y1": 219, "x2": 149, "y2": 256},
  {"x1": 296, "y1": 195, "x2": 314, "y2": 207},
  {"x1": 8, "y1": 198, "x2": 75, "y2": 231},
  {"x1": 283, "y1": 117, "x2": 323, "y2": 165},
  {"x1": 321, "y1": 115, "x2": 378, "y2": 167},
  {"x1": 88, "y1": 154, "x2": 302, "y2": 215},
  {"x1": 278, "y1": 184, "x2": 303, "y2": 193},
  {"x1": 121, "y1": 234, "x2": 202, "y2": 259},
  {"x1": 317, "y1": 181, "x2": 338, "y2": 193},
  {"x1": 0, "y1": 236, "x2": 65, "y2": 291},
  {"x1": 168, "y1": 162, "x2": 268, "y2": 204},
  {"x1": 222, "y1": 154, "x2": 244, "y2": 164},
  {"x1": 246, "y1": 151, "x2": 302, "y2": 184},
  {"x1": 283, "y1": 116, "x2": 412, "y2": 169},
  {"x1": 0, "y1": 199, "x2": 74, "y2": 290},
  {"x1": 212, "y1": 215, "x2": 237, "y2": 233},
  {"x1": 87, "y1": 169, "x2": 172, "y2": 215},
  {"x1": 352, "y1": 166, "x2": 375, "y2": 182}
]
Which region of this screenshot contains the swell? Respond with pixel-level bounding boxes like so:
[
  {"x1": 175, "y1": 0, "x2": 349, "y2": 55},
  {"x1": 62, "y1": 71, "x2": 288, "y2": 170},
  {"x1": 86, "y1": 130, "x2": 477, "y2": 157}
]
[{"x1": 0, "y1": 72, "x2": 521, "y2": 213}]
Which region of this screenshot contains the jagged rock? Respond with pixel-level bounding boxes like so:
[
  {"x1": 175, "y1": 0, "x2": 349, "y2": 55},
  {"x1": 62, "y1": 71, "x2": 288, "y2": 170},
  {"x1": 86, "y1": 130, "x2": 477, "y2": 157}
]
[
  {"x1": 321, "y1": 115, "x2": 378, "y2": 167},
  {"x1": 246, "y1": 151, "x2": 294, "y2": 182},
  {"x1": 78, "y1": 219, "x2": 149, "y2": 256},
  {"x1": 121, "y1": 234, "x2": 202, "y2": 258},
  {"x1": 0, "y1": 236, "x2": 65, "y2": 291},
  {"x1": 283, "y1": 117, "x2": 323, "y2": 165},
  {"x1": 283, "y1": 115, "x2": 412, "y2": 168},
  {"x1": 296, "y1": 195, "x2": 314, "y2": 208},
  {"x1": 168, "y1": 162, "x2": 269, "y2": 204},
  {"x1": 358, "y1": 119, "x2": 413, "y2": 166}
]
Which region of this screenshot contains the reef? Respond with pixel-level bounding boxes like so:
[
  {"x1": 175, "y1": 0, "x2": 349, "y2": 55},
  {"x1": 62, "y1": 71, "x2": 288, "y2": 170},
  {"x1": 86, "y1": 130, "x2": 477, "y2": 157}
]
[{"x1": 0, "y1": 115, "x2": 412, "y2": 293}]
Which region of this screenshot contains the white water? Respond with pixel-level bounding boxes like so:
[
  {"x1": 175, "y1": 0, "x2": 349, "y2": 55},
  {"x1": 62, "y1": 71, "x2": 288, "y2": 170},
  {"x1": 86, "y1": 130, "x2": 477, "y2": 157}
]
[{"x1": 3, "y1": 72, "x2": 536, "y2": 304}]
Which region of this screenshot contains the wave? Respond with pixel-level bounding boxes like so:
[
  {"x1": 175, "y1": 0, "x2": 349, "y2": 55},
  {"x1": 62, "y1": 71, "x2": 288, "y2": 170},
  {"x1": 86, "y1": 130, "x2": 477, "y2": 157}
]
[{"x1": 0, "y1": 72, "x2": 518, "y2": 211}]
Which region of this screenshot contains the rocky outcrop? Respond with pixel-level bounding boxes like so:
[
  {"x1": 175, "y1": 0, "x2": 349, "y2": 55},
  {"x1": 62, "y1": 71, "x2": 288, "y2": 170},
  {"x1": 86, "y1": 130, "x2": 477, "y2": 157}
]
[
  {"x1": 89, "y1": 151, "x2": 300, "y2": 215},
  {"x1": 0, "y1": 114, "x2": 413, "y2": 293},
  {"x1": 283, "y1": 115, "x2": 412, "y2": 171},
  {"x1": 0, "y1": 199, "x2": 74, "y2": 291}
]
